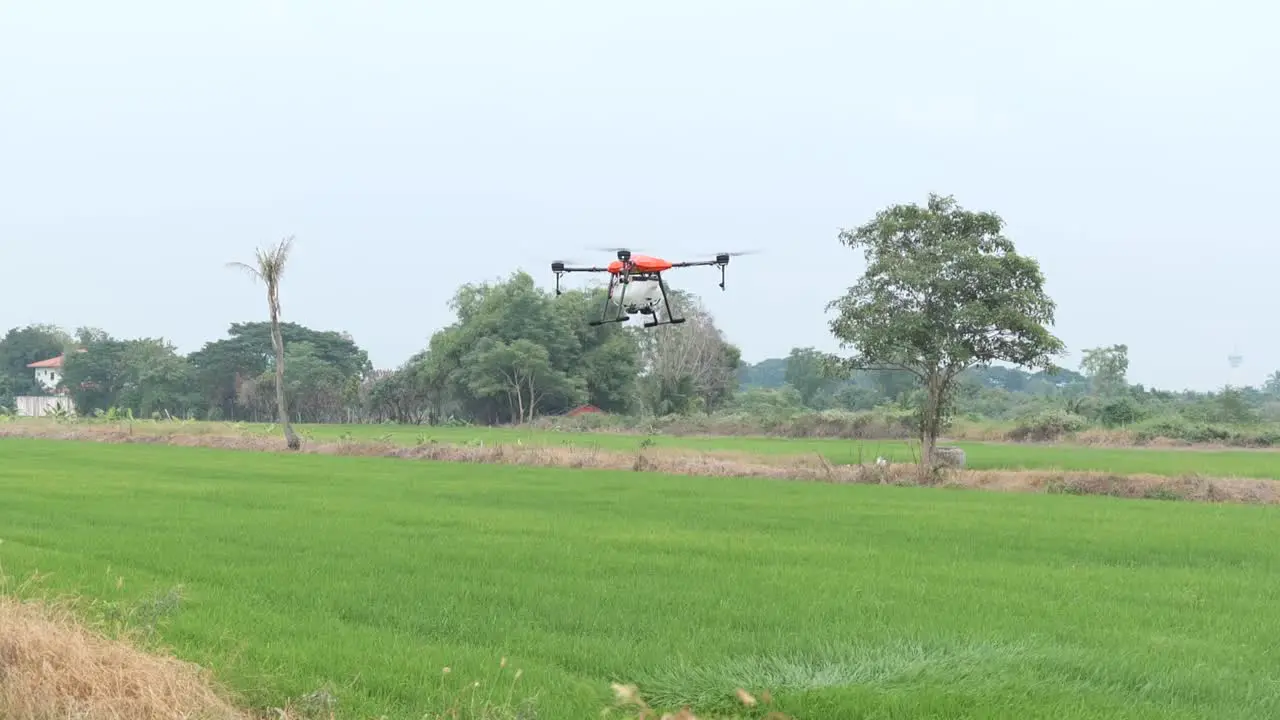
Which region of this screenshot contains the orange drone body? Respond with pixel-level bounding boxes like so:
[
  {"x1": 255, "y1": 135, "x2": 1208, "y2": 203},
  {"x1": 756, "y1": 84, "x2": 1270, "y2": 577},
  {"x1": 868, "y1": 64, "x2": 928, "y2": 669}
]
[
  {"x1": 607, "y1": 254, "x2": 672, "y2": 274},
  {"x1": 551, "y1": 247, "x2": 749, "y2": 328}
]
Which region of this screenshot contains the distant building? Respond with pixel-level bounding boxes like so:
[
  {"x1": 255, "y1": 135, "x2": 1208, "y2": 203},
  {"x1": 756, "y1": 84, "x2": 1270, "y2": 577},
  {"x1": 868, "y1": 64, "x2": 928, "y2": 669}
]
[
  {"x1": 14, "y1": 351, "x2": 81, "y2": 417},
  {"x1": 26, "y1": 354, "x2": 66, "y2": 392}
]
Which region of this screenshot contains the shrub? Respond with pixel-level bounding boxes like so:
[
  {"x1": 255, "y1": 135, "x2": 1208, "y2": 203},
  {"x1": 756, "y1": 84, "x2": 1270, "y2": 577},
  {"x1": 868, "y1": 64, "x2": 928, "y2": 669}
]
[
  {"x1": 1007, "y1": 409, "x2": 1088, "y2": 441},
  {"x1": 1132, "y1": 416, "x2": 1280, "y2": 447},
  {"x1": 1098, "y1": 397, "x2": 1145, "y2": 428}
]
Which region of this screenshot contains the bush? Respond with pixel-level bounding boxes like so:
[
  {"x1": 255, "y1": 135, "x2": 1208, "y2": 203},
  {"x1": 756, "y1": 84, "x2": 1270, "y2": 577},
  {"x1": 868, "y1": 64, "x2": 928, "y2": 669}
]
[
  {"x1": 1131, "y1": 416, "x2": 1280, "y2": 447},
  {"x1": 1098, "y1": 397, "x2": 1145, "y2": 428},
  {"x1": 1007, "y1": 409, "x2": 1088, "y2": 441}
]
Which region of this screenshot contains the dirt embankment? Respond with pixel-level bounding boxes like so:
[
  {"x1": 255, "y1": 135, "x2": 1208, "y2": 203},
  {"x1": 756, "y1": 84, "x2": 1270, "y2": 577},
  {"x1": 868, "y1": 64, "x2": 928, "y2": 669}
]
[{"x1": 3, "y1": 422, "x2": 1278, "y2": 506}]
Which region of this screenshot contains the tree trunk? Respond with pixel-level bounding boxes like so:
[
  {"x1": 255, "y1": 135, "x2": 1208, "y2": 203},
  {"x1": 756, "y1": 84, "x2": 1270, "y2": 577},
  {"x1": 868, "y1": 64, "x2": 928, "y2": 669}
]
[
  {"x1": 921, "y1": 422, "x2": 937, "y2": 469},
  {"x1": 268, "y1": 283, "x2": 301, "y2": 450},
  {"x1": 919, "y1": 373, "x2": 941, "y2": 469}
]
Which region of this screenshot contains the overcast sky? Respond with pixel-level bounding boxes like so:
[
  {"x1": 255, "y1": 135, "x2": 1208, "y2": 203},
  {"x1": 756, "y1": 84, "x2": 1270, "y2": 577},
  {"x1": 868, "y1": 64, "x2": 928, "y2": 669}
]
[{"x1": 2, "y1": 1, "x2": 1275, "y2": 391}]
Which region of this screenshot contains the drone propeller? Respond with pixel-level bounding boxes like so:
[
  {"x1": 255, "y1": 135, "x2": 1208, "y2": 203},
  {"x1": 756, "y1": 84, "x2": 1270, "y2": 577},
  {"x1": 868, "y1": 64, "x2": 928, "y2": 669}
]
[{"x1": 701, "y1": 249, "x2": 761, "y2": 258}]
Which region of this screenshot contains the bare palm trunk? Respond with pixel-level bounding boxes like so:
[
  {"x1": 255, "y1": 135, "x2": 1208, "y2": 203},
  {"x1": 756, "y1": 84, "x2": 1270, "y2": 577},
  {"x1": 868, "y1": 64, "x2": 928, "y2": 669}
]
[
  {"x1": 227, "y1": 235, "x2": 300, "y2": 450},
  {"x1": 268, "y1": 281, "x2": 301, "y2": 450}
]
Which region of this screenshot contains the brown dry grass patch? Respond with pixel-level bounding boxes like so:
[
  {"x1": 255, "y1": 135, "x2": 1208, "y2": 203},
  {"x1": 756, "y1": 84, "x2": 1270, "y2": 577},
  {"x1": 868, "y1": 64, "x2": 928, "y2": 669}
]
[
  {"x1": 3, "y1": 421, "x2": 1278, "y2": 506},
  {"x1": 0, "y1": 596, "x2": 249, "y2": 720}
]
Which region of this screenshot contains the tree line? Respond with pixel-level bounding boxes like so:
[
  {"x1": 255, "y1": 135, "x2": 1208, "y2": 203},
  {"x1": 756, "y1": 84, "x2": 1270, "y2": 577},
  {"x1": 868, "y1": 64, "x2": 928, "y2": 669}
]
[
  {"x1": 4, "y1": 193, "x2": 1276, "y2": 462},
  {"x1": 743, "y1": 343, "x2": 1280, "y2": 433},
  {"x1": 3, "y1": 313, "x2": 1273, "y2": 435},
  {"x1": 0, "y1": 272, "x2": 743, "y2": 426}
]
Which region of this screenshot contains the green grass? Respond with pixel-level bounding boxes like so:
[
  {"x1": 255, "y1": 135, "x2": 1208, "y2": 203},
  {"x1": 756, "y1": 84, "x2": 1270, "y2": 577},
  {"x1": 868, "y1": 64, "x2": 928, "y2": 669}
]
[
  {"x1": 2, "y1": 438, "x2": 1280, "y2": 718},
  {"x1": 289, "y1": 422, "x2": 1280, "y2": 479}
]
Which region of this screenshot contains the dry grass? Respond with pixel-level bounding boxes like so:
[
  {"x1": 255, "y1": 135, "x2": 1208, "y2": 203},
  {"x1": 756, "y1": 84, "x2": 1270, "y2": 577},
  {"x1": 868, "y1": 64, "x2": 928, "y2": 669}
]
[
  {"x1": 0, "y1": 595, "x2": 250, "y2": 720},
  {"x1": 533, "y1": 412, "x2": 1280, "y2": 450},
  {"x1": 3, "y1": 422, "x2": 1277, "y2": 506},
  {"x1": 606, "y1": 682, "x2": 793, "y2": 720}
]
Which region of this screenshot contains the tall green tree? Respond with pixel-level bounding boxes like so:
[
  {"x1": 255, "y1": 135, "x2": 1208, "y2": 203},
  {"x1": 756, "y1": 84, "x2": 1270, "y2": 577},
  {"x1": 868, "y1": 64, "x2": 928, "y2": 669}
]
[
  {"x1": 738, "y1": 357, "x2": 788, "y2": 388},
  {"x1": 826, "y1": 193, "x2": 1065, "y2": 466},
  {"x1": 1080, "y1": 344, "x2": 1129, "y2": 397},
  {"x1": 236, "y1": 341, "x2": 357, "y2": 423},
  {"x1": 418, "y1": 271, "x2": 639, "y2": 423},
  {"x1": 60, "y1": 336, "x2": 199, "y2": 417},
  {"x1": 462, "y1": 338, "x2": 584, "y2": 423},
  {"x1": 366, "y1": 355, "x2": 451, "y2": 424},
  {"x1": 228, "y1": 236, "x2": 301, "y2": 449},
  {"x1": 1264, "y1": 371, "x2": 1280, "y2": 398},
  {"x1": 188, "y1": 321, "x2": 371, "y2": 420},
  {"x1": 783, "y1": 346, "x2": 832, "y2": 407},
  {"x1": 549, "y1": 284, "x2": 642, "y2": 412}
]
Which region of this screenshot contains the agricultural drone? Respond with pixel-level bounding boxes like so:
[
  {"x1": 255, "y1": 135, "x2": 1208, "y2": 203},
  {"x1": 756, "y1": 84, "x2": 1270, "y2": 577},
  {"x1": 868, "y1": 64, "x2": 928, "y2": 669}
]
[{"x1": 550, "y1": 248, "x2": 753, "y2": 328}]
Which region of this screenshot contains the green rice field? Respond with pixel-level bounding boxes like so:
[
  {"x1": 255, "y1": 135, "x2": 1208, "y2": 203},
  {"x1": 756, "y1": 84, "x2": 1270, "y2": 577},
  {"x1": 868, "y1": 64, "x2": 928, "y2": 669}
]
[
  {"x1": 3, "y1": 437, "x2": 1279, "y2": 718},
  {"x1": 288, "y1": 422, "x2": 1280, "y2": 480}
]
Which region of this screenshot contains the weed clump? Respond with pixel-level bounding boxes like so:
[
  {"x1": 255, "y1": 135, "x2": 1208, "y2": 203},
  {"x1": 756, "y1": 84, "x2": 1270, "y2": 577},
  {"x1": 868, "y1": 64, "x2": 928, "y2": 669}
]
[{"x1": 607, "y1": 681, "x2": 794, "y2": 719}]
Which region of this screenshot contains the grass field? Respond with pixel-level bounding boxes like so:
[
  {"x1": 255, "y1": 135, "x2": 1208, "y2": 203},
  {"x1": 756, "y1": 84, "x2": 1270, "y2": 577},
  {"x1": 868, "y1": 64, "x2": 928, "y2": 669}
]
[
  {"x1": 3, "y1": 437, "x2": 1280, "y2": 718},
  {"x1": 289, "y1": 422, "x2": 1280, "y2": 480}
]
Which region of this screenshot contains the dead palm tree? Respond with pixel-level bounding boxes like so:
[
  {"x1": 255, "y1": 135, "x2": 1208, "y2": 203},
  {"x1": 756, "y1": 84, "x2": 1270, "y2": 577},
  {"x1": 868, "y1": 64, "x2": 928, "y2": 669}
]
[{"x1": 227, "y1": 236, "x2": 302, "y2": 450}]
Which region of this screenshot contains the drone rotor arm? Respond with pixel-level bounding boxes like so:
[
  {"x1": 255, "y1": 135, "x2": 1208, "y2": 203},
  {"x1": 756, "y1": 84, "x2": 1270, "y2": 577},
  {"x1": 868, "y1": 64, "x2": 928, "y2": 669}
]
[
  {"x1": 551, "y1": 262, "x2": 611, "y2": 297},
  {"x1": 667, "y1": 254, "x2": 736, "y2": 289},
  {"x1": 667, "y1": 259, "x2": 720, "y2": 268}
]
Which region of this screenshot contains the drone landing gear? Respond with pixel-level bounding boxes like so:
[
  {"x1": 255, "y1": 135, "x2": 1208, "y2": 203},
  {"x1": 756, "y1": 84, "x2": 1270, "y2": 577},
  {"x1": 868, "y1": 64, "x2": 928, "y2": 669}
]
[
  {"x1": 588, "y1": 315, "x2": 629, "y2": 327},
  {"x1": 649, "y1": 273, "x2": 685, "y2": 327},
  {"x1": 643, "y1": 316, "x2": 685, "y2": 329},
  {"x1": 587, "y1": 264, "x2": 690, "y2": 329}
]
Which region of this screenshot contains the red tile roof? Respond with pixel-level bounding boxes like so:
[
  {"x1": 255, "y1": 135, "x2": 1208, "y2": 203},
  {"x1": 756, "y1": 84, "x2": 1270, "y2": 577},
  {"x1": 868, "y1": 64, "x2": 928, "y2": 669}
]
[
  {"x1": 27, "y1": 355, "x2": 64, "y2": 369},
  {"x1": 25, "y1": 348, "x2": 85, "y2": 370}
]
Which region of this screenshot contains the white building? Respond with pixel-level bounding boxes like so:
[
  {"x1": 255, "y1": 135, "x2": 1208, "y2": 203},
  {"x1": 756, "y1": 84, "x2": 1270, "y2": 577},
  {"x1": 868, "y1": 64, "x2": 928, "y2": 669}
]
[
  {"x1": 27, "y1": 354, "x2": 65, "y2": 391},
  {"x1": 13, "y1": 353, "x2": 77, "y2": 417}
]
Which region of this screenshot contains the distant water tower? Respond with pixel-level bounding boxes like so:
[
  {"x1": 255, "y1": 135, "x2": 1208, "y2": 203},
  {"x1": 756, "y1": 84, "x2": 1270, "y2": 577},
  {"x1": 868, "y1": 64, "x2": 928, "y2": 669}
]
[{"x1": 1228, "y1": 347, "x2": 1244, "y2": 388}]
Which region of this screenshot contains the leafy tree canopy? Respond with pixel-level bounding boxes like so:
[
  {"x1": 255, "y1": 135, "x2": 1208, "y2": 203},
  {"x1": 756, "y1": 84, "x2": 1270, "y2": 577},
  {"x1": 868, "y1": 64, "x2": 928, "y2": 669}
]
[
  {"x1": 188, "y1": 321, "x2": 371, "y2": 420},
  {"x1": 825, "y1": 193, "x2": 1065, "y2": 464}
]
